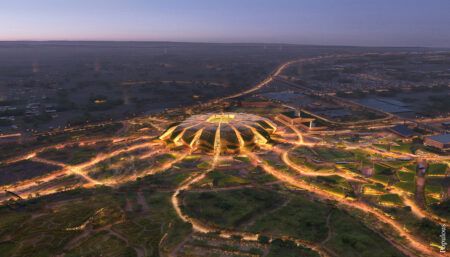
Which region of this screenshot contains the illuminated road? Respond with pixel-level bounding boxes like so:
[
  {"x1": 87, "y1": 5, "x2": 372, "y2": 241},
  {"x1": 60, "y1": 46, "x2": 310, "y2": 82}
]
[
  {"x1": 184, "y1": 55, "x2": 342, "y2": 112},
  {"x1": 0, "y1": 137, "x2": 166, "y2": 202},
  {"x1": 277, "y1": 120, "x2": 449, "y2": 226},
  {"x1": 279, "y1": 148, "x2": 366, "y2": 183},
  {"x1": 170, "y1": 155, "x2": 330, "y2": 257},
  {"x1": 244, "y1": 149, "x2": 441, "y2": 257},
  {"x1": 222, "y1": 59, "x2": 303, "y2": 101}
]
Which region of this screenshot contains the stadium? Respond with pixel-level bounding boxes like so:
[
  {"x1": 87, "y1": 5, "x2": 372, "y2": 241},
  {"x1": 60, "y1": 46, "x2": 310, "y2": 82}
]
[{"x1": 159, "y1": 113, "x2": 277, "y2": 154}]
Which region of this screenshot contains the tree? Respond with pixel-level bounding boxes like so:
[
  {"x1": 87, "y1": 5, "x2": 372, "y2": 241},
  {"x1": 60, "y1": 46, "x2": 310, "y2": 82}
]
[{"x1": 258, "y1": 235, "x2": 270, "y2": 244}]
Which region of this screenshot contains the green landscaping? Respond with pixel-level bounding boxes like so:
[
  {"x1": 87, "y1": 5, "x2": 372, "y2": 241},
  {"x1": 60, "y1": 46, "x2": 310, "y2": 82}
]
[
  {"x1": 324, "y1": 211, "x2": 407, "y2": 257},
  {"x1": 267, "y1": 239, "x2": 320, "y2": 257},
  {"x1": 431, "y1": 200, "x2": 450, "y2": 220},
  {"x1": 314, "y1": 175, "x2": 354, "y2": 198},
  {"x1": 379, "y1": 193, "x2": 404, "y2": 206},
  {"x1": 293, "y1": 146, "x2": 353, "y2": 162},
  {"x1": 394, "y1": 181, "x2": 416, "y2": 194},
  {"x1": 363, "y1": 183, "x2": 387, "y2": 195},
  {"x1": 183, "y1": 188, "x2": 284, "y2": 228},
  {"x1": 427, "y1": 163, "x2": 448, "y2": 176},
  {"x1": 248, "y1": 195, "x2": 329, "y2": 242},
  {"x1": 397, "y1": 171, "x2": 415, "y2": 182},
  {"x1": 374, "y1": 141, "x2": 416, "y2": 154},
  {"x1": 0, "y1": 169, "x2": 193, "y2": 257},
  {"x1": 39, "y1": 144, "x2": 104, "y2": 165},
  {"x1": 313, "y1": 147, "x2": 353, "y2": 161},
  {"x1": 204, "y1": 170, "x2": 250, "y2": 187},
  {"x1": 244, "y1": 191, "x2": 406, "y2": 257},
  {"x1": 391, "y1": 142, "x2": 414, "y2": 154},
  {"x1": 289, "y1": 154, "x2": 334, "y2": 173},
  {"x1": 66, "y1": 231, "x2": 137, "y2": 257}
]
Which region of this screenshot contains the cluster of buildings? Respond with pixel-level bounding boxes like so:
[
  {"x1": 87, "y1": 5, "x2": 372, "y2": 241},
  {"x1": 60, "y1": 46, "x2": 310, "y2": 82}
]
[{"x1": 389, "y1": 124, "x2": 450, "y2": 152}]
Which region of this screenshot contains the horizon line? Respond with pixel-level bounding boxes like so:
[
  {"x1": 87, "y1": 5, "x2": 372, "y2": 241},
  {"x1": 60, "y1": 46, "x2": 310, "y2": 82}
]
[{"x1": 0, "y1": 39, "x2": 448, "y2": 49}]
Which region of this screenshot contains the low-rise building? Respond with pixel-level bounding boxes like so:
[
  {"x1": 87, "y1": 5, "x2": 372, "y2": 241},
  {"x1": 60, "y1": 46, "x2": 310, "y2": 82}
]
[
  {"x1": 424, "y1": 134, "x2": 450, "y2": 151},
  {"x1": 277, "y1": 111, "x2": 305, "y2": 125},
  {"x1": 388, "y1": 125, "x2": 416, "y2": 138},
  {"x1": 276, "y1": 111, "x2": 326, "y2": 131}
]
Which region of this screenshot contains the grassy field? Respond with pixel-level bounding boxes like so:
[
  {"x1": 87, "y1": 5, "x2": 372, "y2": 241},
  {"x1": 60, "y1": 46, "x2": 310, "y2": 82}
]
[
  {"x1": 363, "y1": 183, "x2": 387, "y2": 195},
  {"x1": 394, "y1": 181, "x2": 416, "y2": 194},
  {"x1": 313, "y1": 147, "x2": 354, "y2": 161},
  {"x1": 245, "y1": 191, "x2": 406, "y2": 257},
  {"x1": 183, "y1": 188, "x2": 284, "y2": 228},
  {"x1": 372, "y1": 163, "x2": 395, "y2": 185},
  {"x1": 324, "y1": 210, "x2": 407, "y2": 257},
  {"x1": 391, "y1": 142, "x2": 414, "y2": 154},
  {"x1": 374, "y1": 141, "x2": 415, "y2": 154},
  {"x1": 38, "y1": 143, "x2": 106, "y2": 165},
  {"x1": 397, "y1": 171, "x2": 415, "y2": 182},
  {"x1": 248, "y1": 195, "x2": 329, "y2": 242},
  {"x1": 427, "y1": 163, "x2": 448, "y2": 176},
  {"x1": 66, "y1": 231, "x2": 137, "y2": 257},
  {"x1": 293, "y1": 146, "x2": 353, "y2": 162},
  {"x1": 137, "y1": 167, "x2": 193, "y2": 188},
  {"x1": 379, "y1": 193, "x2": 404, "y2": 207},
  {"x1": 0, "y1": 168, "x2": 193, "y2": 257},
  {"x1": 289, "y1": 154, "x2": 334, "y2": 173},
  {"x1": 197, "y1": 165, "x2": 276, "y2": 188},
  {"x1": 203, "y1": 170, "x2": 250, "y2": 187},
  {"x1": 393, "y1": 169, "x2": 416, "y2": 194},
  {"x1": 431, "y1": 200, "x2": 450, "y2": 220},
  {"x1": 0, "y1": 189, "x2": 124, "y2": 256},
  {"x1": 315, "y1": 175, "x2": 354, "y2": 198},
  {"x1": 0, "y1": 160, "x2": 60, "y2": 186},
  {"x1": 267, "y1": 239, "x2": 320, "y2": 257}
]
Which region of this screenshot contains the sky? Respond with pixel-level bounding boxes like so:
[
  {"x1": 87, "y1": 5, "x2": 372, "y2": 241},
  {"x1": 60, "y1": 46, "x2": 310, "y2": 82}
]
[{"x1": 1, "y1": 0, "x2": 449, "y2": 47}]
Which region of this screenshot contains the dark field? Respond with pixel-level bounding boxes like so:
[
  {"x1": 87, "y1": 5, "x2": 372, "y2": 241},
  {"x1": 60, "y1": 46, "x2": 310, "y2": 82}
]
[{"x1": 0, "y1": 160, "x2": 59, "y2": 186}]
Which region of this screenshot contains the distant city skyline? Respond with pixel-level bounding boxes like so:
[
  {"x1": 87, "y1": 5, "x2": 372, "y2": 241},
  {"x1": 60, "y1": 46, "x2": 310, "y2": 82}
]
[{"x1": 1, "y1": 0, "x2": 450, "y2": 47}]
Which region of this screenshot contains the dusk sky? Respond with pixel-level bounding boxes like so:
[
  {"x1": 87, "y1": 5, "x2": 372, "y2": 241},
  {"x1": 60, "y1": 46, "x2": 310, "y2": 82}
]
[{"x1": 1, "y1": 0, "x2": 449, "y2": 47}]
